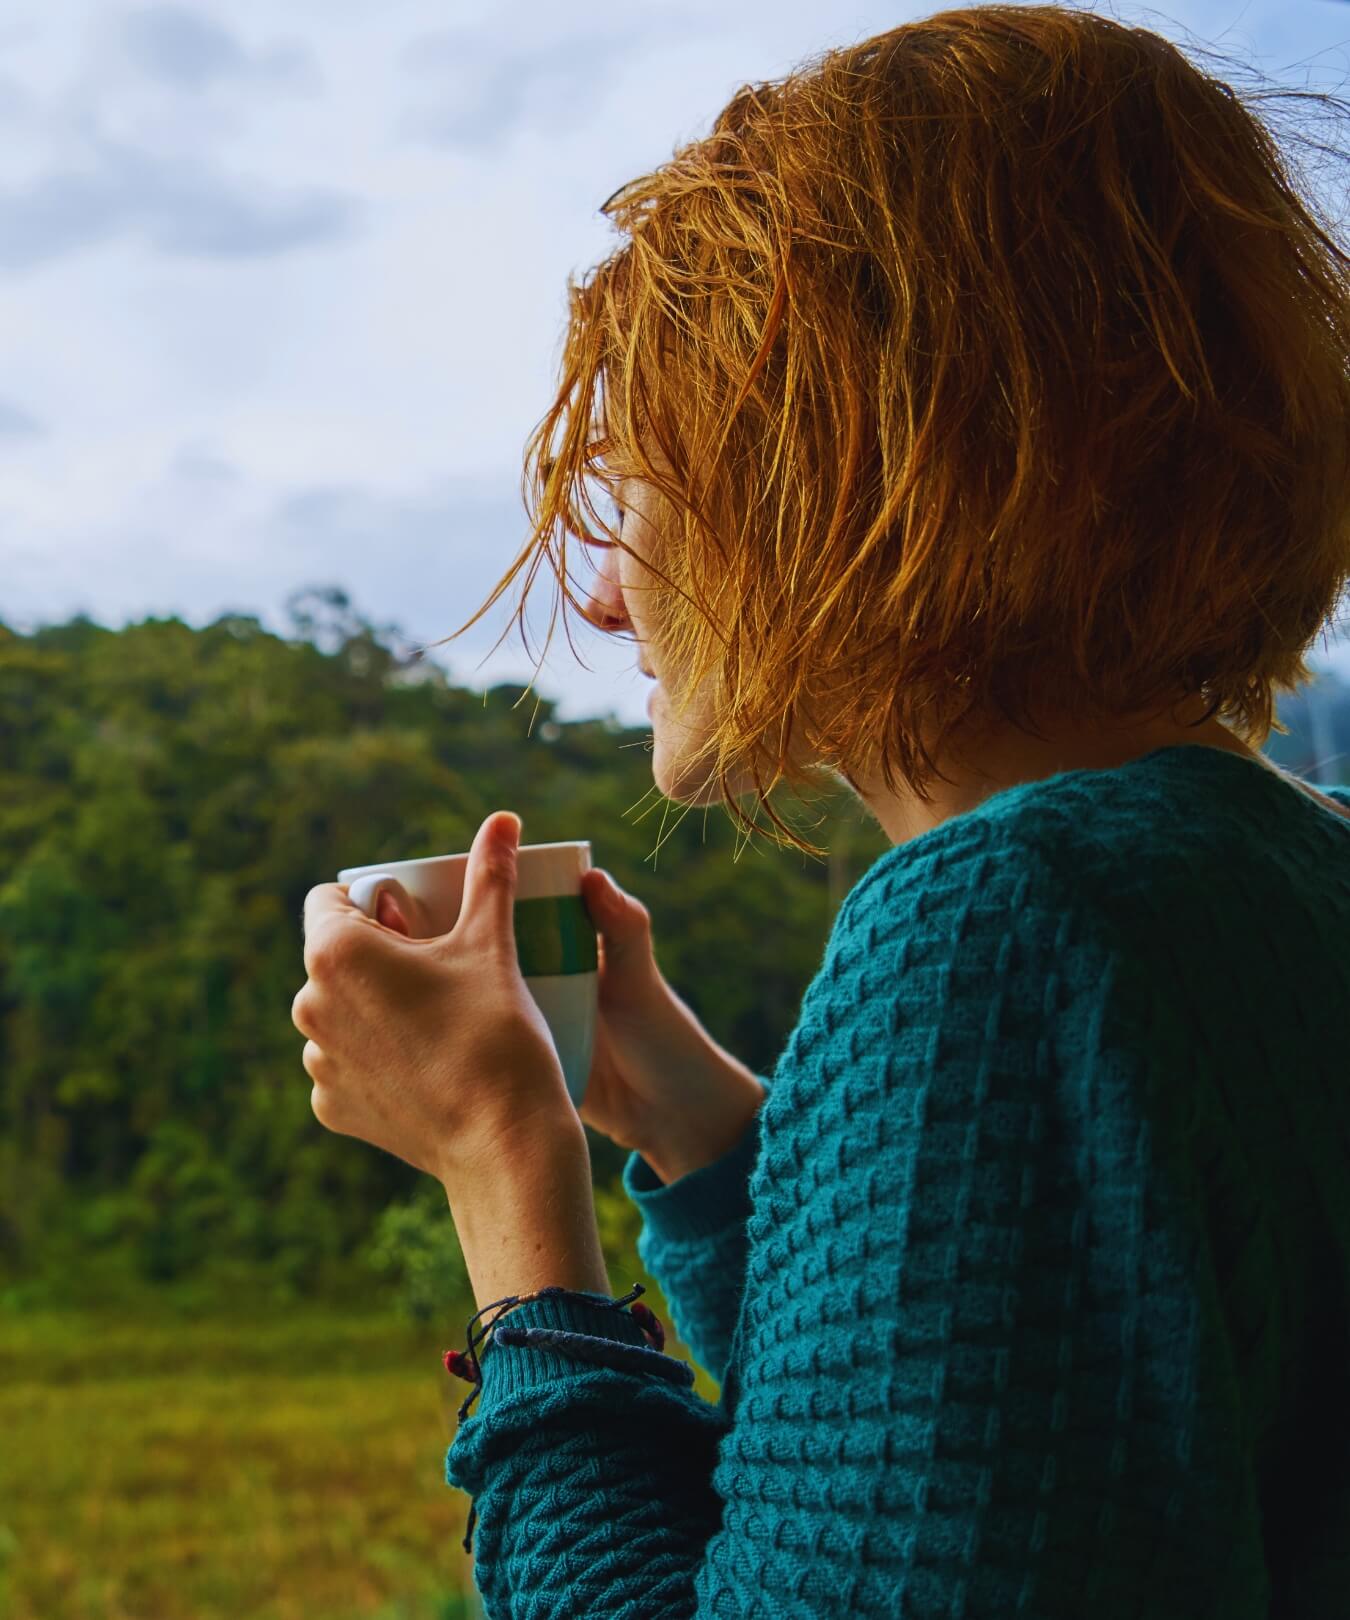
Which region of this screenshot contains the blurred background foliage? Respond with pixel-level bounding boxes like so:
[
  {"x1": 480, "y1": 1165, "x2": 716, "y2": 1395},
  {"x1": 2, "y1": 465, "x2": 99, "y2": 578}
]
[{"x1": 0, "y1": 586, "x2": 900, "y2": 1311}]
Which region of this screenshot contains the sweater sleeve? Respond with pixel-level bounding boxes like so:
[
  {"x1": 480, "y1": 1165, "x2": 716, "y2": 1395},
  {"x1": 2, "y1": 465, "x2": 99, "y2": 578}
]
[
  {"x1": 618, "y1": 1078, "x2": 768, "y2": 1386},
  {"x1": 443, "y1": 1288, "x2": 730, "y2": 1619}
]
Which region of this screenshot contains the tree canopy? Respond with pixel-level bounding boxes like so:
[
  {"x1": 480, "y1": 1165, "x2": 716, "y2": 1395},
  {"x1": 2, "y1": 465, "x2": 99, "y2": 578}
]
[{"x1": 0, "y1": 596, "x2": 889, "y2": 1298}]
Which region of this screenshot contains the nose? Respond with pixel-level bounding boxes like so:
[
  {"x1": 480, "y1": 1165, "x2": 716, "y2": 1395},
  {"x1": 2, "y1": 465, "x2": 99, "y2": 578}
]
[{"x1": 578, "y1": 542, "x2": 633, "y2": 637}]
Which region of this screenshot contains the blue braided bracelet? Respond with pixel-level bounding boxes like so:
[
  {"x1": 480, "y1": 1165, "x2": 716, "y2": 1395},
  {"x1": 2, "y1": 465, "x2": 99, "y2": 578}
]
[
  {"x1": 491, "y1": 1323, "x2": 696, "y2": 1386},
  {"x1": 443, "y1": 1283, "x2": 690, "y2": 1557}
]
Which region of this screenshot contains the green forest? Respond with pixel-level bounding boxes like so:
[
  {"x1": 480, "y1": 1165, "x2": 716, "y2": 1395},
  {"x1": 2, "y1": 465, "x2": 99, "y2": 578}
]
[
  {"x1": 2, "y1": 588, "x2": 1346, "y2": 1311},
  {"x1": 0, "y1": 587, "x2": 896, "y2": 1314}
]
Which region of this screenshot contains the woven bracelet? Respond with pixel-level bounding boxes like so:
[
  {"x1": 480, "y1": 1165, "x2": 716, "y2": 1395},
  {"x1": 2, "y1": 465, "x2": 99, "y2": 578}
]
[
  {"x1": 490, "y1": 1323, "x2": 696, "y2": 1386},
  {"x1": 443, "y1": 1282, "x2": 672, "y2": 1420},
  {"x1": 443, "y1": 1282, "x2": 684, "y2": 1559}
]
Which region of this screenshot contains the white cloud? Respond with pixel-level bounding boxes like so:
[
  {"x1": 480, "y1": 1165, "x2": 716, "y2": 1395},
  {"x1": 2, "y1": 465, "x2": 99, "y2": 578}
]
[
  {"x1": 396, "y1": 22, "x2": 655, "y2": 151},
  {"x1": 0, "y1": 135, "x2": 360, "y2": 269},
  {"x1": 0, "y1": 399, "x2": 45, "y2": 437},
  {"x1": 119, "y1": 4, "x2": 315, "y2": 93}
]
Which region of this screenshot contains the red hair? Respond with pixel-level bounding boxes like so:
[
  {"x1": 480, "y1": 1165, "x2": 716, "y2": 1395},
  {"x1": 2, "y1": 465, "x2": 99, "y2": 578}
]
[{"x1": 434, "y1": 4, "x2": 1350, "y2": 857}]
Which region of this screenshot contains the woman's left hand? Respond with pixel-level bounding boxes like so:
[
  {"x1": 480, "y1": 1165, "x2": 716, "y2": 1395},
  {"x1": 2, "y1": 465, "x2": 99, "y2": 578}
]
[{"x1": 292, "y1": 810, "x2": 576, "y2": 1187}]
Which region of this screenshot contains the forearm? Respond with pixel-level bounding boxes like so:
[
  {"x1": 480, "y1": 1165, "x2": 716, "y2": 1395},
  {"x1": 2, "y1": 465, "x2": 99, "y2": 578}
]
[{"x1": 442, "y1": 1116, "x2": 612, "y2": 1311}]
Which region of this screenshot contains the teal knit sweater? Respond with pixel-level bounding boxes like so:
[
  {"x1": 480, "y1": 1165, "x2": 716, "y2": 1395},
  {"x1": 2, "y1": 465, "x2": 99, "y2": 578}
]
[{"x1": 445, "y1": 744, "x2": 1350, "y2": 1618}]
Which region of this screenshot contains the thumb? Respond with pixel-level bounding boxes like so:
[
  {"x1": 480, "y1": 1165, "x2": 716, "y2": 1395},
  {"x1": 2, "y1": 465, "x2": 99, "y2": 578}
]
[{"x1": 458, "y1": 809, "x2": 521, "y2": 949}]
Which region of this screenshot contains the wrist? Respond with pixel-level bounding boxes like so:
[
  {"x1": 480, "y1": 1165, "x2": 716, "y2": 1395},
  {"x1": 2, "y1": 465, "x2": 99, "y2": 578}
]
[
  {"x1": 436, "y1": 1088, "x2": 584, "y2": 1186},
  {"x1": 637, "y1": 1068, "x2": 765, "y2": 1186}
]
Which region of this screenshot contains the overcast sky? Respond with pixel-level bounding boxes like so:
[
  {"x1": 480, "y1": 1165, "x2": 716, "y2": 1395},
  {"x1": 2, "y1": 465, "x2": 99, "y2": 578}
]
[{"x1": 2, "y1": 0, "x2": 1349, "y2": 729}]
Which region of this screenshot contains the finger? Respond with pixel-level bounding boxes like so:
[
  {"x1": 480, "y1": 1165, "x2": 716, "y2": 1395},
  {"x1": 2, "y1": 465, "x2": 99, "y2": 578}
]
[
  {"x1": 586, "y1": 869, "x2": 652, "y2": 972},
  {"x1": 302, "y1": 883, "x2": 369, "y2": 978},
  {"x1": 303, "y1": 1048, "x2": 343, "y2": 1135},
  {"x1": 309, "y1": 1081, "x2": 340, "y2": 1131},
  {"x1": 456, "y1": 810, "x2": 520, "y2": 951},
  {"x1": 291, "y1": 986, "x2": 318, "y2": 1039},
  {"x1": 302, "y1": 887, "x2": 380, "y2": 978},
  {"x1": 375, "y1": 889, "x2": 410, "y2": 935},
  {"x1": 301, "y1": 882, "x2": 353, "y2": 943}
]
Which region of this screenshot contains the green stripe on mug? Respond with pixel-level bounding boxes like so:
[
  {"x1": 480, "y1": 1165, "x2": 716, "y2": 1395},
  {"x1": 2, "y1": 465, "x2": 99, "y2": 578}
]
[{"x1": 513, "y1": 894, "x2": 598, "y2": 977}]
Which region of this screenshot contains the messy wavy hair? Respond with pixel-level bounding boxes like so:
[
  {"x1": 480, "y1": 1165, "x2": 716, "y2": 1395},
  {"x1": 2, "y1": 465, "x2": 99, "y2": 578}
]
[{"x1": 434, "y1": 1, "x2": 1350, "y2": 858}]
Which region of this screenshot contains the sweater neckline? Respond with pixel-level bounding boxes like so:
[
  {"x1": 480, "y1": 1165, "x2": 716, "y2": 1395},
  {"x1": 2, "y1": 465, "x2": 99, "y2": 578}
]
[
  {"x1": 1128, "y1": 742, "x2": 1350, "y2": 814},
  {"x1": 998, "y1": 741, "x2": 1350, "y2": 825},
  {"x1": 840, "y1": 742, "x2": 1347, "y2": 925}
]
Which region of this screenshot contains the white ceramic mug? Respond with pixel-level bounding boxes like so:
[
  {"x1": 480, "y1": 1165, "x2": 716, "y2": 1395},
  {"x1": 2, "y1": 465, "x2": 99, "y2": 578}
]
[{"x1": 336, "y1": 841, "x2": 597, "y2": 1108}]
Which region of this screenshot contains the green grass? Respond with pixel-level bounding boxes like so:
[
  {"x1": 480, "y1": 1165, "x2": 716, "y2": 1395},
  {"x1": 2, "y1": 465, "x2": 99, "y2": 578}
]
[
  {"x1": 0, "y1": 1299, "x2": 488, "y2": 1620},
  {"x1": 0, "y1": 1276, "x2": 716, "y2": 1620}
]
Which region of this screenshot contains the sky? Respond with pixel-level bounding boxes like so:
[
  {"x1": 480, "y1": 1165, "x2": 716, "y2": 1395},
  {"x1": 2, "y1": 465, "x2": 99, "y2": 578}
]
[{"x1": 2, "y1": 0, "x2": 1349, "y2": 731}]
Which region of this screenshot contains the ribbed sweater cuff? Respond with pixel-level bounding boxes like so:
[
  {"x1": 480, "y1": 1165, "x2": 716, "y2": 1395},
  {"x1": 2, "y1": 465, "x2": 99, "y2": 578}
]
[
  {"x1": 620, "y1": 1088, "x2": 765, "y2": 1243},
  {"x1": 476, "y1": 1291, "x2": 658, "y2": 1403}
]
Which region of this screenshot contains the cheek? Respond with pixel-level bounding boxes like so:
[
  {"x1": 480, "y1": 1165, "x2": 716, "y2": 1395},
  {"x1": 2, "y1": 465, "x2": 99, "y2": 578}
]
[
  {"x1": 617, "y1": 542, "x2": 647, "y2": 612},
  {"x1": 652, "y1": 680, "x2": 718, "y2": 748},
  {"x1": 650, "y1": 689, "x2": 756, "y2": 804}
]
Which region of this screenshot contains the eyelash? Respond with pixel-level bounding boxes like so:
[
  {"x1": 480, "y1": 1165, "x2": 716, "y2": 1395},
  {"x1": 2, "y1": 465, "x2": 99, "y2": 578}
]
[{"x1": 579, "y1": 494, "x2": 624, "y2": 548}]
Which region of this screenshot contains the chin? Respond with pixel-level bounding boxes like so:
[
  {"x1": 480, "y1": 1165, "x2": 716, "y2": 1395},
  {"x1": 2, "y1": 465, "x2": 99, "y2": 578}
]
[
  {"x1": 654, "y1": 742, "x2": 755, "y2": 806},
  {"x1": 652, "y1": 759, "x2": 710, "y2": 805}
]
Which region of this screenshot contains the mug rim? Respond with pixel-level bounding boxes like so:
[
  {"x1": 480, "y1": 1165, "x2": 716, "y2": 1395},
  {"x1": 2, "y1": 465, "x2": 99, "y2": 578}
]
[{"x1": 338, "y1": 840, "x2": 590, "y2": 878}]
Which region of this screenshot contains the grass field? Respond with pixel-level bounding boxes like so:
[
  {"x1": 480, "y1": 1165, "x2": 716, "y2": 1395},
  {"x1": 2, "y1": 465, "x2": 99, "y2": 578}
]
[
  {"x1": 0, "y1": 1288, "x2": 714, "y2": 1620},
  {"x1": 0, "y1": 1172, "x2": 716, "y2": 1613},
  {"x1": 0, "y1": 1300, "x2": 481, "y2": 1619}
]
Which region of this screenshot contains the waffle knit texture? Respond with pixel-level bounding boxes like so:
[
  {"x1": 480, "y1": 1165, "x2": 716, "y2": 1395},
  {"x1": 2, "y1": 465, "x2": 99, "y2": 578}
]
[{"x1": 444, "y1": 745, "x2": 1350, "y2": 1618}]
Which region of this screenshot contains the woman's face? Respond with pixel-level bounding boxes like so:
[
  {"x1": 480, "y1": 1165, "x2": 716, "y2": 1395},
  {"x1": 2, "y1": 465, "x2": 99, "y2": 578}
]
[
  {"x1": 577, "y1": 466, "x2": 1274, "y2": 847},
  {"x1": 580, "y1": 475, "x2": 754, "y2": 806}
]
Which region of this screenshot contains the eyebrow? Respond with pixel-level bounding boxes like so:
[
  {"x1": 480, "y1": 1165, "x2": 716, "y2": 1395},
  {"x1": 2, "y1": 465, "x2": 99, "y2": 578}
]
[{"x1": 586, "y1": 432, "x2": 638, "y2": 477}]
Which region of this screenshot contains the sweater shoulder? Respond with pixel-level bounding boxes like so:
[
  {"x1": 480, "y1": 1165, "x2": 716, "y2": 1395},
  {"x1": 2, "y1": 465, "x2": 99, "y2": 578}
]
[
  {"x1": 830, "y1": 749, "x2": 1350, "y2": 968},
  {"x1": 827, "y1": 780, "x2": 1097, "y2": 970},
  {"x1": 759, "y1": 778, "x2": 1195, "y2": 1210}
]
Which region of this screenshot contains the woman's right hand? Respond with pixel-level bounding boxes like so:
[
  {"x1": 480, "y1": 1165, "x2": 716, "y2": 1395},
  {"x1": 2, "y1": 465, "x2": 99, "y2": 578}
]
[{"x1": 577, "y1": 867, "x2": 766, "y2": 1186}]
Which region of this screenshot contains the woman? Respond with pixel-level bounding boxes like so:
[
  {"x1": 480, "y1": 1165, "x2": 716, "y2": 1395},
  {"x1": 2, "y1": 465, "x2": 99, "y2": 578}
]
[{"x1": 303, "y1": 5, "x2": 1350, "y2": 1614}]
